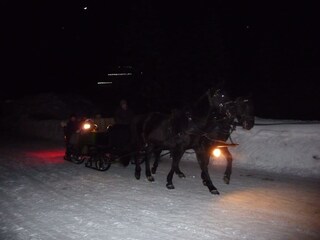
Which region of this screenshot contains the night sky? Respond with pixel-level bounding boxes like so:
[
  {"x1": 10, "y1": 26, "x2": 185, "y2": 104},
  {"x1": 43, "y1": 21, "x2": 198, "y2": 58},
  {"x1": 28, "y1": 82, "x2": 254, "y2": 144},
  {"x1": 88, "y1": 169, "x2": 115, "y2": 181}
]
[{"x1": 1, "y1": 1, "x2": 319, "y2": 119}]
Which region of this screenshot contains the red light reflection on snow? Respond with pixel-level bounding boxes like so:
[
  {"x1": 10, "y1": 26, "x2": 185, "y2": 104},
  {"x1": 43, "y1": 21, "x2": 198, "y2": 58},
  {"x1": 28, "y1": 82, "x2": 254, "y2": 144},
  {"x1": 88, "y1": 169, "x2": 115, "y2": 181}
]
[{"x1": 25, "y1": 149, "x2": 65, "y2": 165}]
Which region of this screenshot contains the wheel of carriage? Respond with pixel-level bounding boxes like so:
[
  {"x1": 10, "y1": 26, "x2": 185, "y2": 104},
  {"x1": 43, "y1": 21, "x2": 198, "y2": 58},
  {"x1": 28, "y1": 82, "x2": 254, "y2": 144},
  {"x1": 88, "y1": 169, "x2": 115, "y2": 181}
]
[
  {"x1": 95, "y1": 154, "x2": 111, "y2": 171},
  {"x1": 85, "y1": 156, "x2": 93, "y2": 167},
  {"x1": 70, "y1": 153, "x2": 86, "y2": 164}
]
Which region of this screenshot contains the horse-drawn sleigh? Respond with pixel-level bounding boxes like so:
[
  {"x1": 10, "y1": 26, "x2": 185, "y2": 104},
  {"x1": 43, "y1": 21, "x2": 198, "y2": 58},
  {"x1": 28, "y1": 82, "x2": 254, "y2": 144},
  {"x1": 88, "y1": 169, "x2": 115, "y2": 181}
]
[
  {"x1": 64, "y1": 119, "x2": 135, "y2": 171},
  {"x1": 64, "y1": 88, "x2": 255, "y2": 194}
]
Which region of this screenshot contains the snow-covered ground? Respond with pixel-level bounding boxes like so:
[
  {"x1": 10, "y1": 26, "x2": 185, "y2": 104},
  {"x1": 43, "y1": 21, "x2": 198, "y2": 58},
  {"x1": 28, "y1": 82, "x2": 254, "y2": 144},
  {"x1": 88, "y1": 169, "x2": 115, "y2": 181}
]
[
  {"x1": 0, "y1": 119, "x2": 319, "y2": 240},
  {"x1": 226, "y1": 118, "x2": 320, "y2": 178}
]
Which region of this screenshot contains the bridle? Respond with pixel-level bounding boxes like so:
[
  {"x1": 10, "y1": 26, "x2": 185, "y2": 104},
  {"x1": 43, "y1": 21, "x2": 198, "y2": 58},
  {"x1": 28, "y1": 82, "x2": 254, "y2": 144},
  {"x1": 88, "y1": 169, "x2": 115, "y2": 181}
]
[
  {"x1": 233, "y1": 98, "x2": 254, "y2": 128},
  {"x1": 184, "y1": 88, "x2": 238, "y2": 143}
]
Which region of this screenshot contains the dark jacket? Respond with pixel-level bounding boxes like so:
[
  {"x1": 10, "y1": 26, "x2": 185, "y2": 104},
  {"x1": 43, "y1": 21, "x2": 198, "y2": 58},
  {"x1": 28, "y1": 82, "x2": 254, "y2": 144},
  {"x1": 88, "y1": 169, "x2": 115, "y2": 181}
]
[
  {"x1": 114, "y1": 107, "x2": 134, "y2": 125},
  {"x1": 64, "y1": 119, "x2": 79, "y2": 142}
]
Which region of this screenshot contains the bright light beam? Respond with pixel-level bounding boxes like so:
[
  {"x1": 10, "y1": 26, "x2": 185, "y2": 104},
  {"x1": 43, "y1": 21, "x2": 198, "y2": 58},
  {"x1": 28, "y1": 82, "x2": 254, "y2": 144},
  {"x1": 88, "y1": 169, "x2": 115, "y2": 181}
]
[
  {"x1": 212, "y1": 148, "x2": 222, "y2": 158},
  {"x1": 97, "y1": 81, "x2": 112, "y2": 85},
  {"x1": 107, "y1": 73, "x2": 132, "y2": 76}
]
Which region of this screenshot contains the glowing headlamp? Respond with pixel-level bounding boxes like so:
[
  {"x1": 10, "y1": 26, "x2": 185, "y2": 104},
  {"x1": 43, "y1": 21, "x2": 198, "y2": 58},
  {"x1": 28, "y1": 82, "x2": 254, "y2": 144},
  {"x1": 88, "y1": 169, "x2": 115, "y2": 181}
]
[
  {"x1": 212, "y1": 148, "x2": 222, "y2": 157},
  {"x1": 82, "y1": 123, "x2": 92, "y2": 130},
  {"x1": 210, "y1": 141, "x2": 239, "y2": 158}
]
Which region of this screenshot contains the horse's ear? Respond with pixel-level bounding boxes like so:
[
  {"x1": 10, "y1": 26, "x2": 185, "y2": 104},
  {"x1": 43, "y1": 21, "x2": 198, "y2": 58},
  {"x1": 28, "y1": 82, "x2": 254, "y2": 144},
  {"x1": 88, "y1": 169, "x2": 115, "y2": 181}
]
[
  {"x1": 238, "y1": 93, "x2": 253, "y2": 103},
  {"x1": 207, "y1": 77, "x2": 225, "y2": 92}
]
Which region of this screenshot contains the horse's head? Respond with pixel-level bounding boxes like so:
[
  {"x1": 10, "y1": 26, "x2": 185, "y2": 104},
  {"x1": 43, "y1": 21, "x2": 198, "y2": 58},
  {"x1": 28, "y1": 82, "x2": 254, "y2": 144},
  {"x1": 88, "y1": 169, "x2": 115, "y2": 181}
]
[
  {"x1": 188, "y1": 88, "x2": 236, "y2": 135},
  {"x1": 207, "y1": 88, "x2": 231, "y2": 109},
  {"x1": 234, "y1": 96, "x2": 255, "y2": 130},
  {"x1": 206, "y1": 88, "x2": 237, "y2": 121},
  {"x1": 201, "y1": 95, "x2": 253, "y2": 143}
]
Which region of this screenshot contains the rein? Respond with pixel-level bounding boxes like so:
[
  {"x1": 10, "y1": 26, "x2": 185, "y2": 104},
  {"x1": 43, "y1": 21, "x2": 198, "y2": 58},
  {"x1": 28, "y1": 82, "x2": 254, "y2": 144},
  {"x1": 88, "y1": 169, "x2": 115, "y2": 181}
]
[{"x1": 184, "y1": 89, "x2": 238, "y2": 144}]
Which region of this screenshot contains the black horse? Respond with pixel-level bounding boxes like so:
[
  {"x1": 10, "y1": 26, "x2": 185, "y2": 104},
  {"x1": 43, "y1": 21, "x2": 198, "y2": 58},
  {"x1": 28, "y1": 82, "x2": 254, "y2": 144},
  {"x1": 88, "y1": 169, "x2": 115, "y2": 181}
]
[
  {"x1": 193, "y1": 95, "x2": 255, "y2": 186},
  {"x1": 131, "y1": 88, "x2": 254, "y2": 194},
  {"x1": 149, "y1": 95, "x2": 255, "y2": 185}
]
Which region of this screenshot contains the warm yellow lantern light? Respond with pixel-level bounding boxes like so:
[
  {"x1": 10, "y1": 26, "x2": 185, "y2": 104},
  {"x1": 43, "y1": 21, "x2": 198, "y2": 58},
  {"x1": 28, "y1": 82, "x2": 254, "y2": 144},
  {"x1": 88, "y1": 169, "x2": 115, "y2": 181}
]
[
  {"x1": 212, "y1": 148, "x2": 221, "y2": 158},
  {"x1": 83, "y1": 123, "x2": 91, "y2": 130}
]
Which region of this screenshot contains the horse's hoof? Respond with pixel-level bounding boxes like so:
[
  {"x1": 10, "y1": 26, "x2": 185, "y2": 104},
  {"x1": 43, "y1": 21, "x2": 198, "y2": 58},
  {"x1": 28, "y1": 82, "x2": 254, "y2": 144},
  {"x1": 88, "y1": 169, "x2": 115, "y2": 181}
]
[
  {"x1": 223, "y1": 176, "x2": 230, "y2": 184},
  {"x1": 166, "y1": 183, "x2": 175, "y2": 189},
  {"x1": 135, "y1": 172, "x2": 140, "y2": 180},
  {"x1": 177, "y1": 172, "x2": 186, "y2": 178},
  {"x1": 147, "y1": 176, "x2": 155, "y2": 182},
  {"x1": 210, "y1": 189, "x2": 220, "y2": 195}
]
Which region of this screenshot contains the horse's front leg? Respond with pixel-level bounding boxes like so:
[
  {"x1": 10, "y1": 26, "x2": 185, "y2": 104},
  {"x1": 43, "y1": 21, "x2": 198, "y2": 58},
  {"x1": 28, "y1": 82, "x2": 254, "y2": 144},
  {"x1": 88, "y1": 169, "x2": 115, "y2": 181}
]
[
  {"x1": 134, "y1": 152, "x2": 142, "y2": 180},
  {"x1": 171, "y1": 151, "x2": 186, "y2": 178},
  {"x1": 196, "y1": 150, "x2": 219, "y2": 195},
  {"x1": 222, "y1": 147, "x2": 232, "y2": 184},
  {"x1": 166, "y1": 148, "x2": 184, "y2": 189},
  {"x1": 144, "y1": 147, "x2": 154, "y2": 182},
  {"x1": 151, "y1": 149, "x2": 161, "y2": 174},
  {"x1": 156, "y1": 150, "x2": 185, "y2": 178},
  {"x1": 174, "y1": 164, "x2": 186, "y2": 178}
]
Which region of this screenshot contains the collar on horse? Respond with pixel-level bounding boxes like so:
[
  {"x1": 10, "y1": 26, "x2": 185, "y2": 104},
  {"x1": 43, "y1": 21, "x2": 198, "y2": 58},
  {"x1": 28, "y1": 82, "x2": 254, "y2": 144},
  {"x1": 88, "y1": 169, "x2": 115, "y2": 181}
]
[{"x1": 183, "y1": 89, "x2": 238, "y2": 144}]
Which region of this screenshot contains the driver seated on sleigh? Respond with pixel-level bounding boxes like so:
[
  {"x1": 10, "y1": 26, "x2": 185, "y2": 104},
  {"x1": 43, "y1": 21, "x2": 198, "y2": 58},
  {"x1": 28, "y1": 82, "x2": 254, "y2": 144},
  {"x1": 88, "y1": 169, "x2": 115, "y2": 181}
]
[
  {"x1": 107, "y1": 99, "x2": 134, "y2": 151},
  {"x1": 114, "y1": 99, "x2": 134, "y2": 126}
]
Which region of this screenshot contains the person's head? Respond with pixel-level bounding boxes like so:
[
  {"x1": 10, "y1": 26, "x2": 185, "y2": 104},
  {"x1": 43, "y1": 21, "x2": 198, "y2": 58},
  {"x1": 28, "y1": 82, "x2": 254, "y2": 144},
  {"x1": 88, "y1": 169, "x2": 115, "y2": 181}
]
[{"x1": 120, "y1": 99, "x2": 127, "y2": 110}]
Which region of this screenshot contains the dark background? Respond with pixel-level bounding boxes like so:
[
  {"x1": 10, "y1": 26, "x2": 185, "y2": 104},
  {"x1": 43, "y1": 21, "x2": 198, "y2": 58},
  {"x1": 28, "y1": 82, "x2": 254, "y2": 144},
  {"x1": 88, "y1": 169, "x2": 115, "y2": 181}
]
[{"x1": 1, "y1": 1, "x2": 319, "y2": 119}]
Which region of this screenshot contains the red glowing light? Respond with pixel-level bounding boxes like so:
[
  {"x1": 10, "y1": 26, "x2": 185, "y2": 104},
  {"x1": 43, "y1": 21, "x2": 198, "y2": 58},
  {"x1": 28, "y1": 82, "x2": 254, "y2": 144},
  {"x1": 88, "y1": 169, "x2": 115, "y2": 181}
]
[{"x1": 25, "y1": 149, "x2": 65, "y2": 165}]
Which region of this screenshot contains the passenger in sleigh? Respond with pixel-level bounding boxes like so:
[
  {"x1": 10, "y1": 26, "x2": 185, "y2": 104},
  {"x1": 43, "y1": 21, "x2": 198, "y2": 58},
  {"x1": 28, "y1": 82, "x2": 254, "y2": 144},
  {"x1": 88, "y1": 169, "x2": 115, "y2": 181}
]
[
  {"x1": 114, "y1": 99, "x2": 134, "y2": 125},
  {"x1": 63, "y1": 113, "x2": 80, "y2": 160}
]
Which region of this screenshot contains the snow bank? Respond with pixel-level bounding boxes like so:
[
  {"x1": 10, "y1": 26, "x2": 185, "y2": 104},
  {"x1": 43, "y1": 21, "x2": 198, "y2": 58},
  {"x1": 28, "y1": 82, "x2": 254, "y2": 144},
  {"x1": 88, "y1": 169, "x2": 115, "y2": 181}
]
[{"x1": 203, "y1": 118, "x2": 320, "y2": 178}]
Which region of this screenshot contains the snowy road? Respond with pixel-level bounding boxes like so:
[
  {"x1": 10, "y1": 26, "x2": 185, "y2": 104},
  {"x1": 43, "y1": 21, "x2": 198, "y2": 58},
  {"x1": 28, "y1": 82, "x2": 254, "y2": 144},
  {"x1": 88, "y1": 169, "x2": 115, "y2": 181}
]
[{"x1": 0, "y1": 136, "x2": 319, "y2": 240}]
